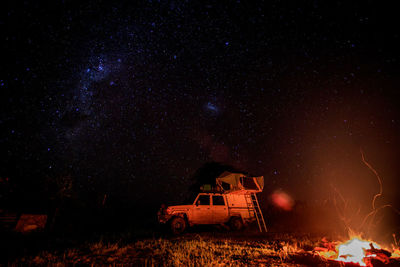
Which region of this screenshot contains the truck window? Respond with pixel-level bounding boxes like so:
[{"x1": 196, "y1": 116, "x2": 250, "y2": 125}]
[
  {"x1": 212, "y1": 195, "x2": 225, "y2": 206},
  {"x1": 197, "y1": 195, "x2": 210, "y2": 205}
]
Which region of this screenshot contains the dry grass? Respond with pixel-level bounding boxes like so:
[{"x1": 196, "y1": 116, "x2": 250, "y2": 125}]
[
  {"x1": 8, "y1": 234, "x2": 319, "y2": 266},
  {"x1": 10, "y1": 231, "x2": 400, "y2": 266}
]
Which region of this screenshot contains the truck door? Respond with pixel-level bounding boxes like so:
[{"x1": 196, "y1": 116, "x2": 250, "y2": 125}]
[
  {"x1": 212, "y1": 195, "x2": 229, "y2": 223},
  {"x1": 192, "y1": 194, "x2": 212, "y2": 224}
]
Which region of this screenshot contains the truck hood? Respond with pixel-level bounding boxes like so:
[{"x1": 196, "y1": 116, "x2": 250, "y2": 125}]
[{"x1": 167, "y1": 205, "x2": 192, "y2": 212}]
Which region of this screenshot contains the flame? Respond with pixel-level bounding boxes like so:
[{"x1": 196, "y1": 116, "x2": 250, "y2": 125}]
[
  {"x1": 337, "y1": 238, "x2": 380, "y2": 266},
  {"x1": 393, "y1": 248, "x2": 400, "y2": 258},
  {"x1": 317, "y1": 237, "x2": 381, "y2": 266},
  {"x1": 316, "y1": 249, "x2": 337, "y2": 260}
]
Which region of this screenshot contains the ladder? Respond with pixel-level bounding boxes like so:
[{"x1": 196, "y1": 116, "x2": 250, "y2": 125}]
[{"x1": 245, "y1": 193, "x2": 267, "y2": 232}]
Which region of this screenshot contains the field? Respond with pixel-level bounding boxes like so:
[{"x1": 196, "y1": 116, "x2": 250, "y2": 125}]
[
  {"x1": 3, "y1": 225, "x2": 399, "y2": 267},
  {"x1": 2, "y1": 206, "x2": 400, "y2": 267},
  {"x1": 4, "y1": 231, "x2": 322, "y2": 266}
]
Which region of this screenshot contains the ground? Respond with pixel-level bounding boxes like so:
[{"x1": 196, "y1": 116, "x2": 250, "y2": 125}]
[{"x1": 2, "y1": 225, "x2": 400, "y2": 266}]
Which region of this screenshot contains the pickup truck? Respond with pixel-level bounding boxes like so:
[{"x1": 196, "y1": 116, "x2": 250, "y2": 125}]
[{"x1": 158, "y1": 192, "x2": 257, "y2": 234}]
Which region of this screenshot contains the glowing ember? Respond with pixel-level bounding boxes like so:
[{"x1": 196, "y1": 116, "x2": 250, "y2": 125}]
[{"x1": 317, "y1": 249, "x2": 337, "y2": 260}]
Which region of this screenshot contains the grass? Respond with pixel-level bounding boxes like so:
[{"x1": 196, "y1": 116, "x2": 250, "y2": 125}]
[
  {"x1": 6, "y1": 229, "x2": 400, "y2": 266},
  {"x1": 8, "y1": 232, "x2": 322, "y2": 266}
]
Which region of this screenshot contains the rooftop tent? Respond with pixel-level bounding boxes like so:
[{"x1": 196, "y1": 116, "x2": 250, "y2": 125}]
[{"x1": 216, "y1": 171, "x2": 264, "y2": 193}]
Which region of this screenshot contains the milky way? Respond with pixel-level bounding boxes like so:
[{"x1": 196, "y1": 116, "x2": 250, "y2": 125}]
[{"x1": 2, "y1": 1, "x2": 400, "y2": 208}]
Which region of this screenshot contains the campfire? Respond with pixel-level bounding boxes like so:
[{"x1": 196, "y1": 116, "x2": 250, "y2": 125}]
[
  {"x1": 311, "y1": 150, "x2": 400, "y2": 266},
  {"x1": 315, "y1": 236, "x2": 398, "y2": 266}
]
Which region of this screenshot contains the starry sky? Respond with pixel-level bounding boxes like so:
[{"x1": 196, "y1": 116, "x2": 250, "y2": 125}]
[{"x1": 2, "y1": 1, "x2": 400, "y2": 210}]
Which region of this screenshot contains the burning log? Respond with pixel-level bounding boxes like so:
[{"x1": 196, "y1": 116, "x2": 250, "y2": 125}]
[{"x1": 364, "y1": 243, "x2": 391, "y2": 265}]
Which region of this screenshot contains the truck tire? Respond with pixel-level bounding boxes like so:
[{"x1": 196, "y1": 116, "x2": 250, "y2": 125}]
[
  {"x1": 229, "y1": 217, "x2": 243, "y2": 231},
  {"x1": 170, "y1": 217, "x2": 186, "y2": 234}
]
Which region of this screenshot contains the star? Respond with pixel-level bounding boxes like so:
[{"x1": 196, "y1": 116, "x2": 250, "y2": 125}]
[{"x1": 204, "y1": 102, "x2": 220, "y2": 116}]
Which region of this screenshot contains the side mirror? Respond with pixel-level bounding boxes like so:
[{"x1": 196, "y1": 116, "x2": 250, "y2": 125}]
[{"x1": 195, "y1": 201, "x2": 199, "y2": 206}]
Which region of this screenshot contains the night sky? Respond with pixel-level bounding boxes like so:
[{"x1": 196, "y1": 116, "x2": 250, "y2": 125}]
[{"x1": 2, "y1": 1, "x2": 400, "y2": 212}]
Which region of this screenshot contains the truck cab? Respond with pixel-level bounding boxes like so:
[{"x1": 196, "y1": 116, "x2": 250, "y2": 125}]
[{"x1": 158, "y1": 192, "x2": 257, "y2": 234}]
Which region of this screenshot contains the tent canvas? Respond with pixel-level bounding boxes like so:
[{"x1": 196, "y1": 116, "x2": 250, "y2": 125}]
[{"x1": 216, "y1": 171, "x2": 264, "y2": 193}]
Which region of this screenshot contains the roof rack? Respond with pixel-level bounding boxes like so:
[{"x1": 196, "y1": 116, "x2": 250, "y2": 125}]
[{"x1": 199, "y1": 184, "x2": 223, "y2": 193}]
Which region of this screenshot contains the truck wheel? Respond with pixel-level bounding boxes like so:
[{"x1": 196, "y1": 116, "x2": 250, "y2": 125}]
[
  {"x1": 229, "y1": 217, "x2": 243, "y2": 231},
  {"x1": 170, "y1": 217, "x2": 186, "y2": 234}
]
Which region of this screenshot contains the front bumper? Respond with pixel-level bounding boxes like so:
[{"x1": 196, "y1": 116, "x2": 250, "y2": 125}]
[{"x1": 157, "y1": 214, "x2": 172, "y2": 224}]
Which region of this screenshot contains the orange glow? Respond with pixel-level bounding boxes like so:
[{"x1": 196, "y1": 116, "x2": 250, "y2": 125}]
[{"x1": 270, "y1": 190, "x2": 294, "y2": 211}]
